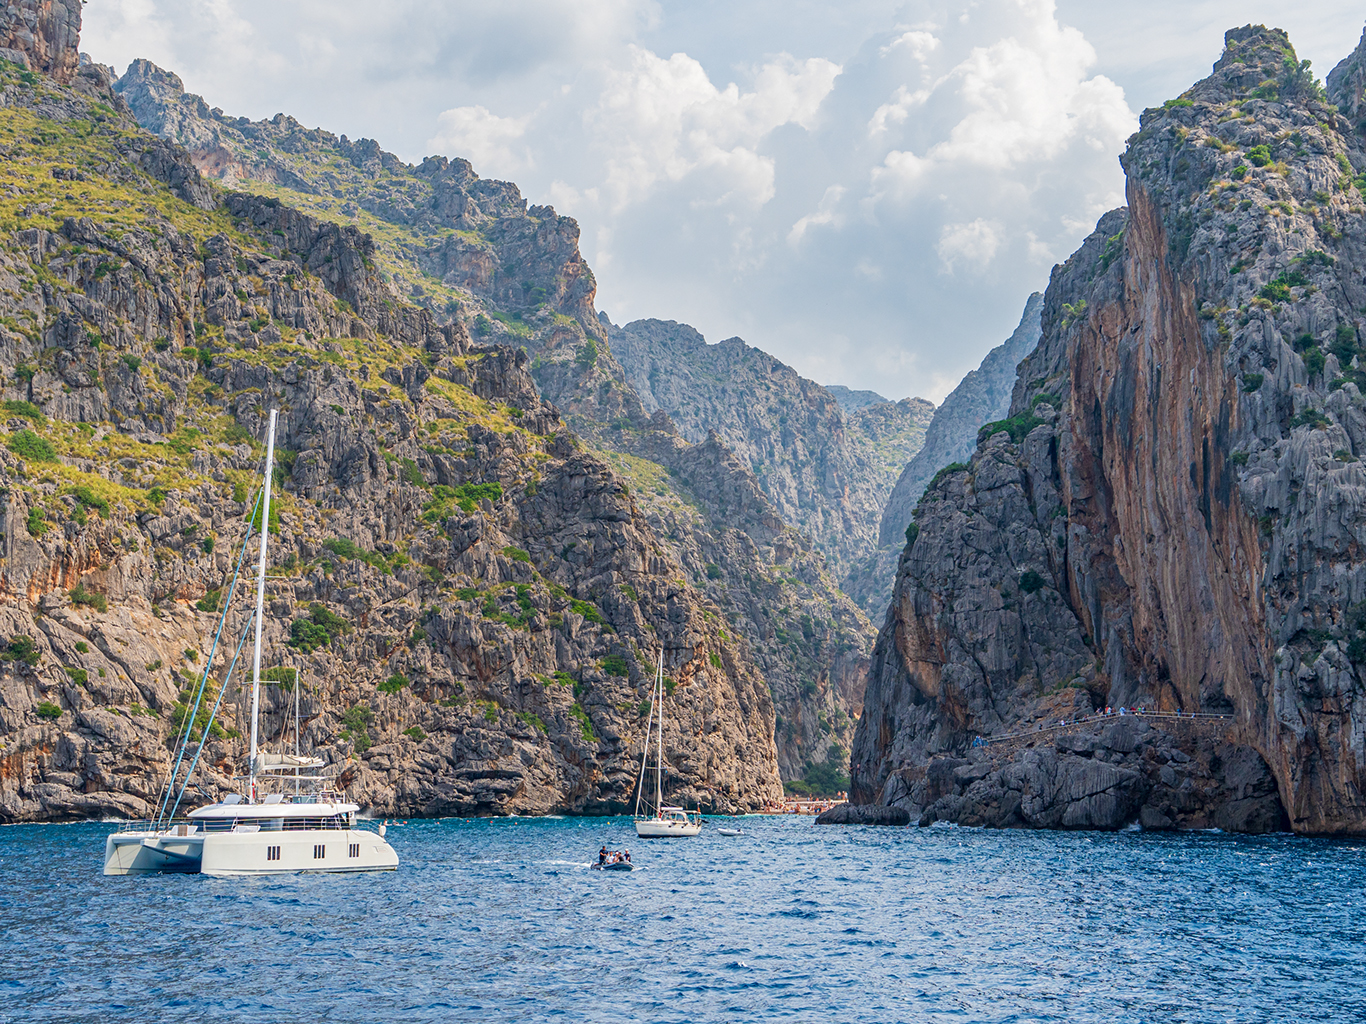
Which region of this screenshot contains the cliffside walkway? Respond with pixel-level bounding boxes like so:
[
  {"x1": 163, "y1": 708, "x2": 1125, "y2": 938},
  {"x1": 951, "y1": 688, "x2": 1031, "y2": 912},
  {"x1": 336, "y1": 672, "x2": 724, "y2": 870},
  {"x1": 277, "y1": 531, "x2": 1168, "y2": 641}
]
[{"x1": 972, "y1": 711, "x2": 1236, "y2": 759}]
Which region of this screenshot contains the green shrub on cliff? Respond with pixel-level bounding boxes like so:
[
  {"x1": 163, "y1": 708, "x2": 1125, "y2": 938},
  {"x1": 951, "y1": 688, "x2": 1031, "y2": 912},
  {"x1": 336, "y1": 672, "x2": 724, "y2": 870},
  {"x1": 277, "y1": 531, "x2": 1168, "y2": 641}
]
[
  {"x1": 322, "y1": 537, "x2": 389, "y2": 573},
  {"x1": 2, "y1": 399, "x2": 44, "y2": 423},
  {"x1": 7, "y1": 429, "x2": 56, "y2": 462},
  {"x1": 339, "y1": 704, "x2": 374, "y2": 751},
  {"x1": 35, "y1": 701, "x2": 61, "y2": 721},
  {"x1": 978, "y1": 413, "x2": 1043, "y2": 444},
  {"x1": 378, "y1": 674, "x2": 407, "y2": 694},
  {"x1": 1247, "y1": 144, "x2": 1272, "y2": 167},
  {"x1": 1302, "y1": 347, "x2": 1326, "y2": 378},
  {"x1": 288, "y1": 603, "x2": 351, "y2": 652},
  {"x1": 1331, "y1": 324, "x2": 1358, "y2": 363},
  {"x1": 1, "y1": 636, "x2": 40, "y2": 666},
  {"x1": 69, "y1": 583, "x2": 107, "y2": 613}
]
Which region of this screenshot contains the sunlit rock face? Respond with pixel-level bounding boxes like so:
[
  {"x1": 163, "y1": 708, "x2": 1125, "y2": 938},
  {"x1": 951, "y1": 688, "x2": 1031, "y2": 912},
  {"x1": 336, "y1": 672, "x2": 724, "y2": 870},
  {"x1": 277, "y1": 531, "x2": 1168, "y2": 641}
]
[{"x1": 854, "y1": 25, "x2": 1366, "y2": 834}]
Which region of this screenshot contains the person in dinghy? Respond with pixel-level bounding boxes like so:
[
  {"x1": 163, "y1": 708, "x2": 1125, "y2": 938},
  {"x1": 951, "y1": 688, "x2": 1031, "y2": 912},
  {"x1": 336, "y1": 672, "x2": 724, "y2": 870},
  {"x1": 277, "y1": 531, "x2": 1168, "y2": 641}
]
[{"x1": 591, "y1": 847, "x2": 634, "y2": 871}]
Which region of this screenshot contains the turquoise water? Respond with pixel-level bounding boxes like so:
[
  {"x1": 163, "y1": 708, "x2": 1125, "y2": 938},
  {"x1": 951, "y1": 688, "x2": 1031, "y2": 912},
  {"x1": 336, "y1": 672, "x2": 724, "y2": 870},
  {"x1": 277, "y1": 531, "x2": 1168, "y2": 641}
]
[{"x1": 1, "y1": 816, "x2": 1363, "y2": 1022}]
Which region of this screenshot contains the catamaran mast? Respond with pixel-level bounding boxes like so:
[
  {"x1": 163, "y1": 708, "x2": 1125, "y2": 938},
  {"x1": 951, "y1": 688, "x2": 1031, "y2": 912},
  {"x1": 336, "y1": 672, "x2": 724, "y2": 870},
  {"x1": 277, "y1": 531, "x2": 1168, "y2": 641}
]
[{"x1": 247, "y1": 408, "x2": 278, "y2": 803}]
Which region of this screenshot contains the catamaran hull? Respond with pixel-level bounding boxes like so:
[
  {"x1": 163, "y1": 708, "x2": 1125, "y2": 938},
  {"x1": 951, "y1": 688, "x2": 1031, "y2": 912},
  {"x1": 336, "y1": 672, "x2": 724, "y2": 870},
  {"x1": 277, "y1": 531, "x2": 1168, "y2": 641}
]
[
  {"x1": 103, "y1": 832, "x2": 205, "y2": 875},
  {"x1": 199, "y1": 829, "x2": 398, "y2": 876},
  {"x1": 634, "y1": 819, "x2": 702, "y2": 838},
  {"x1": 103, "y1": 829, "x2": 397, "y2": 876}
]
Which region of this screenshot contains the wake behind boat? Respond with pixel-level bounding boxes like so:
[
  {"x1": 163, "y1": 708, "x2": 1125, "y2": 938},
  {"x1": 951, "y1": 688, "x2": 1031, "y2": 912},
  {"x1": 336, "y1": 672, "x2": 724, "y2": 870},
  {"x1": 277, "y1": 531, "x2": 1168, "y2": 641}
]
[{"x1": 103, "y1": 410, "x2": 397, "y2": 877}]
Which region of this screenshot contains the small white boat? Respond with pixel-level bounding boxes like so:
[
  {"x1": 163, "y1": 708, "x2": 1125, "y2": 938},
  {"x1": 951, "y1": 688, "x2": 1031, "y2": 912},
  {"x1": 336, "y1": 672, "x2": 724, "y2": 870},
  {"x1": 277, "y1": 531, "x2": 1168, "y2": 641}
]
[
  {"x1": 104, "y1": 409, "x2": 398, "y2": 876},
  {"x1": 633, "y1": 652, "x2": 702, "y2": 838},
  {"x1": 716, "y1": 827, "x2": 744, "y2": 837}
]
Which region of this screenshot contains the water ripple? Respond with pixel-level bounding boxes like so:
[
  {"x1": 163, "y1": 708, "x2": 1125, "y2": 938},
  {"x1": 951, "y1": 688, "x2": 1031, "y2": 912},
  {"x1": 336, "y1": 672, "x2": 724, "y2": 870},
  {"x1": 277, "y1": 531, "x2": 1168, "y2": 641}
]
[{"x1": 2, "y1": 817, "x2": 1365, "y2": 1022}]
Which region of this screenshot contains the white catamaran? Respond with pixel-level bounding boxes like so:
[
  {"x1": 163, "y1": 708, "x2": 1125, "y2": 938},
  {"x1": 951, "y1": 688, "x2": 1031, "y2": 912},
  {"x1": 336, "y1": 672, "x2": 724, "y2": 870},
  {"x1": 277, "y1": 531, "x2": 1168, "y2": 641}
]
[
  {"x1": 104, "y1": 409, "x2": 398, "y2": 876},
  {"x1": 633, "y1": 652, "x2": 702, "y2": 838}
]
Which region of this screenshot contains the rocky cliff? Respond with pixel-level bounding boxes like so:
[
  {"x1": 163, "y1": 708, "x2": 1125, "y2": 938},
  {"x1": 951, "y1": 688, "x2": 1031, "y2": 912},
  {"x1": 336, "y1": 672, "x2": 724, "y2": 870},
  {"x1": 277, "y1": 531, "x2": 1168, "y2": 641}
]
[
  {"x1": 0, "y1": 40, "x2": 787, "y2": 820},
  {"x1": 878, "y1": 293, "x2": 1043, "y2": 547},
  {"x1": 852, "y1": 24, "x2": 1366, "y2": 834},
  {"x1": 825, "y1": 386, "x2": 890, "y2": 413},
  {"x1": 841, "y1": 293, "x2": 1045, "y2": 619},
  {"x1": 110, "y1": 60, "x2": 874, "y2": 789},
  {"x1": 606, "y1": 316, "x2": 934, "y2": 593},
  {"x1": 0, "y1": 0, "x2": 78, "y2": 84}
]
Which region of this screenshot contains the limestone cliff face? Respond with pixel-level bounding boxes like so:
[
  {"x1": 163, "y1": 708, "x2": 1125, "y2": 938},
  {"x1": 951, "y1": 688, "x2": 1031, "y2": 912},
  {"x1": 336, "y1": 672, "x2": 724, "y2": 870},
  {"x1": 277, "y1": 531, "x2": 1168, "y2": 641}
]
[
  {"x1": 878, "y1": 294, "x2": 1043, "y2": 547},
  {"x1": 854, "y1": 24, "x2": 1366, "y2": 834},
  {"x1": 0, "y1": 0, "x2": 79, "y2": 84},
  {"x1": 114, "y1": 57, "x2": 874, "y2": 791},
  {"x1": 113, "y1": 60, "x2": 600, "y2": 337},
  {"x1": 843, "y1": 293, "x2": 1044, "y2": 620},
  {"x1": 605, "y1": 316, "x2": 934, "y2": 589},
  {"x1": 825, "y1": 386, "x2": 889, "y2": 413},
  {"x1": 0, "y1": 53, "x2": 784, "y2": 821}
]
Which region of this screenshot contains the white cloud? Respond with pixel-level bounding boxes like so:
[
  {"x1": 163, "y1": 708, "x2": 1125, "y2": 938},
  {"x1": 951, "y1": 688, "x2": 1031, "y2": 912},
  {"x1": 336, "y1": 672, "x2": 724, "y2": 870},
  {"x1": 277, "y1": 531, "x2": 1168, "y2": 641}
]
[
  {"x1": 787, "y1": 184, "x2": 847, "y2": 245},
  {"x1": 428, "y1": 106, "x2": 533, "y2": 176},
  {"x1": 82, "y1": 0, "x2": 1158, "y2": 402},
  {"x1": 938, "y1": 219, "x2": 1002, "y2": 272},
  {"x1": 583, "y1": 46, "x2": 841, "y2": 212}
]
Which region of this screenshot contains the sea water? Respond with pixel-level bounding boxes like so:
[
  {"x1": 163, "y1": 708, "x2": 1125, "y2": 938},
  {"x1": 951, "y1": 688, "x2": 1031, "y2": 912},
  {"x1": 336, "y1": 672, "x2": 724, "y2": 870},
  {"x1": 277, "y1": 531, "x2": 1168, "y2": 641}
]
[{"x1": 1, "y1": 815, "x2": 1363, "y2": 1023}]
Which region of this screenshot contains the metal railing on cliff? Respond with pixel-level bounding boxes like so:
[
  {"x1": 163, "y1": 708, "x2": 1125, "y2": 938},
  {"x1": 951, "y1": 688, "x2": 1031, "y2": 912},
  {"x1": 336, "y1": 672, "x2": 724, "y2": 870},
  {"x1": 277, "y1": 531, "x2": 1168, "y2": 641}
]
[{"x1": 965, "y1": 709, "x2": 1236, "y2": 760}]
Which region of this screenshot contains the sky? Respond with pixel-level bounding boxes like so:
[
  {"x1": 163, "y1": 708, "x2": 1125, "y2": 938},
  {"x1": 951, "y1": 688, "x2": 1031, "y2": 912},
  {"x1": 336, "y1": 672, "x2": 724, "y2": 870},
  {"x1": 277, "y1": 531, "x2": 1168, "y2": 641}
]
[{"x1": 82, "y1": 1, "x2": 1365, "y2": 402}]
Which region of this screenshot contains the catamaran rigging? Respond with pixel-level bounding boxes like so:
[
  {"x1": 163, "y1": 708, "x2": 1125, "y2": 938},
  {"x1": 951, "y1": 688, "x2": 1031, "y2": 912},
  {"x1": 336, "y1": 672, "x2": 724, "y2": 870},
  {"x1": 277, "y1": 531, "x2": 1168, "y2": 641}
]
[{"x1": 104, "y1": 409, "x2": 398, "y2": 875}]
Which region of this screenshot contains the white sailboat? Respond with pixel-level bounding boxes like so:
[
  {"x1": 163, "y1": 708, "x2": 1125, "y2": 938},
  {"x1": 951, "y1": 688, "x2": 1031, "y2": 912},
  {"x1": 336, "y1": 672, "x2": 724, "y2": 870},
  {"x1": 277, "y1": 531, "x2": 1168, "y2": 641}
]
[
  {"x1": 633, "y1": 652, "x2": 702, "y2": 838},
  {"x1": 104, "y1": 409, "x2": 398, "y2": 876}
]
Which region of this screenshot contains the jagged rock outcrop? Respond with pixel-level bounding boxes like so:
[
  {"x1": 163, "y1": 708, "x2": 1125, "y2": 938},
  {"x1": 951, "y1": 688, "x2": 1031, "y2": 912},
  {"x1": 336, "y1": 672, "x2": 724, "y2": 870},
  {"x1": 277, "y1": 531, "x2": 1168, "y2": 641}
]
[
  {"x1": 605, "y1": 316, "x2": 934, "y2": 583},
  {"x1": 0, "y1": 50, "x2": 785, "y2": 821},
  {"x1": 841, "y1": 294, "x2": 1043, "y2": 620},
  {"x1": 814, "y1": 801, "x2": 909, "y2": 826},
  {"x1": 878, "y1": 293, "x2": 1044, "y2": 547},
  {"x1": 825, "y1": 386, "x2": 889, "y2": 413},
  {"x1": 853, "y1": 24, "x2": 1366, "y2": 834},
  {"x1": 113, "y1": 60, "x2": 600, "y2": 335},
  {"x1": 114, "y1": 56, "x2": 877, "y2": 792},
  {"x1": 0, "y1": 0, "x2": 79, "y2": 84},
  {"x1": 1327, "y1": 27, "x2": 1366, "y2": 126}
]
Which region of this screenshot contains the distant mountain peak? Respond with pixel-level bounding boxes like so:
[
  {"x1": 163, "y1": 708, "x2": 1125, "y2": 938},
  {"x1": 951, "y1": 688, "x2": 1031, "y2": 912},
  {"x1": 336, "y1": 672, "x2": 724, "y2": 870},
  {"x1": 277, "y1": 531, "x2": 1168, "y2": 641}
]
[{"x1": 825, "y1": 385, "x2": 892, "y2": 413}]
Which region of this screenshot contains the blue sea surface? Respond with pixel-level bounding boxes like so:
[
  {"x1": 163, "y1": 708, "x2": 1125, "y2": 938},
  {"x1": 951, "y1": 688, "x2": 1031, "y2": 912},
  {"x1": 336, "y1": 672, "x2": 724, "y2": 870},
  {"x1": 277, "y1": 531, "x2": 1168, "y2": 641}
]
[{"x1": 1, "y1": 816, "x2": 1363, "y2": 1022}]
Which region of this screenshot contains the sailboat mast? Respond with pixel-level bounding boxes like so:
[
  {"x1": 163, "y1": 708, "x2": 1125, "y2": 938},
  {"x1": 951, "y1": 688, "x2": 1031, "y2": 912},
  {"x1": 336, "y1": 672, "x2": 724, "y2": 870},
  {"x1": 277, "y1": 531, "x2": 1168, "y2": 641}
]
[
  {"x1": 247, "y1": 408, "x2": 278, "y2": 803},
  {"x1": 655, "y1": 654, "x2": 663, "y2": 815}
]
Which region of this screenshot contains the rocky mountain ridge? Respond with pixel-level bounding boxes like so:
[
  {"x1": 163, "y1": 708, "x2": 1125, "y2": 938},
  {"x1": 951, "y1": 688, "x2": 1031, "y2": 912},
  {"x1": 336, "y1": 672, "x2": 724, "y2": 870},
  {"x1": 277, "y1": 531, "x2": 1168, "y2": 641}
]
[
  {"x1": 110, "y1": 57, "x2": 882, "y2": 785},
  {"x1": 606, "y1": 316, "x2": 934, "y2": 606},
  {"x1": 849, "y1": 24, "x2": 1366, "y2": 834},
  {"x1": 0, "y1": 9, "x2": 791, "y2": 820},
  {"x1": 878, "y1": 293, "x2": 1043, "y2": 548}
]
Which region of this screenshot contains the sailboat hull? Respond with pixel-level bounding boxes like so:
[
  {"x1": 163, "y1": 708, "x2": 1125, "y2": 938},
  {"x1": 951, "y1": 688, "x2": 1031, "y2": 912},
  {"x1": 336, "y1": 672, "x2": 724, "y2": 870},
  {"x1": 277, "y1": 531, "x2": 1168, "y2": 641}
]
[{"x1": 634, "y1": 819, "x2": 702, "y2": 838}]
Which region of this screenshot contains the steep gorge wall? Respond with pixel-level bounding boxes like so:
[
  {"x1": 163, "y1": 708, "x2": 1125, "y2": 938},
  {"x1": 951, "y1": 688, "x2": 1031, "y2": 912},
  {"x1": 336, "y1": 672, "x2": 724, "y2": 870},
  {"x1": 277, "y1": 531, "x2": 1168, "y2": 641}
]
[
  {"x1": 0, "y1": 49, "x2": 784, "y2": 821},
  {"x1": 853, "y1": 24, "x2": 1366, "y2": 834}
]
